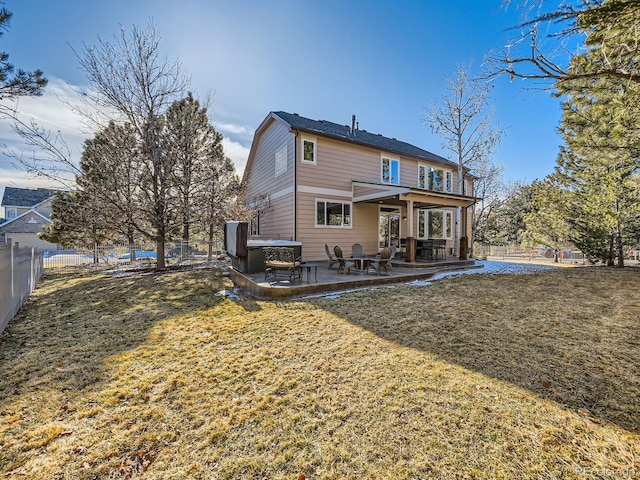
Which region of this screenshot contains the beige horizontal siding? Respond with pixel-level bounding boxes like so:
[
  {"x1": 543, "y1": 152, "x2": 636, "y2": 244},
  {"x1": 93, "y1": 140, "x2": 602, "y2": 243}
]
[
  {"x1": 259, "y1": 194, "x2": 294, "y2": 241},
  {"x1": 297, "y1": 134, "x2": 463, "y2": 191},
  {"x1": 245, "y1": 119, "x2": 294, "y2": 204},
  {"x1": 296, "y1": 193, "x2": 386, "y2": 261},
  {"x1": 244, "y1": 118, "x2": 295, "y2": 240}
]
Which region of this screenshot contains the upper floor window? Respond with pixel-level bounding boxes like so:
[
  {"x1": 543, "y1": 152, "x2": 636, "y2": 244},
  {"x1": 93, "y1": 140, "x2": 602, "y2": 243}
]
[
  {"x1": 464, "y1": 179, "x2": 473, "y2": 196},
  {"x1": 418, "y1": 165, "x2": 427, "y2": 189},
  {"x1": 316, "y1": 199, "x2": 351, "y2": 228},
  {"x1": 275, "y1": 143, "x2": 287, "y2": 177},
  {"x1": 381, "y1": 157, "x2": 399, "y2": 185},
  {"x1": 302, "y1": 137, "x2": 316, "y2": 164},
  {"x1": 5, "y1": 207, "x2": 17, "y2": 219},
  {"x1": 419, "y1": 165, "x2": 453, "y2": 193},
  {"x1": 431, "y1": 168, "x2": 443, "y2": 191}
]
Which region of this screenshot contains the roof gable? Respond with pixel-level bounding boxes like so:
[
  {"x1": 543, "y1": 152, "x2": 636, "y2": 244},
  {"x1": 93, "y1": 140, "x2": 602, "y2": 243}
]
[
  {"x1": 242, "y1": 113, "x2": 291, "y2": 184},
  {"x1": 0, "y1": 209, "x2": 51, "y2": 231},
  {"x1": 2, "y1": 187, "x2": 54, "y2": 208},
  {"x1": 272, "y1": 111, "x2": 456, "y2": 167}
]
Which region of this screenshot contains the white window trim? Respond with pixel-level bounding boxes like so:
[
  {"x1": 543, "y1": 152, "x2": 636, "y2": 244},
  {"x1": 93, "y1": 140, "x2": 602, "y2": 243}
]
[
  {"x1": 5, "y1": 207, "x2": 17, "y2": 219},
  {"x1": 250, "y1": 212, "x2": 260, "y2": 236},
  {"x1": 275, "y1": 143, "x2": 287, "y2": 177},
  {"x1": 424, "y1": 166, "x2": 454, "y2": 193},
  {"x1": 301, "y1": 136, "x2": 317, "y2": 165},
  {"x1": 381, "y1": 156, "x2": 400, "y2": 185},
  {"x1": 315, "y1": 198, "x2": 352, "y2": 228},
  {"x1": 418, "y1": 164, "x2": 427, "y2": 189},
  {"x1": 378, "y1": 205, "x2": 402, "y2": 250}
]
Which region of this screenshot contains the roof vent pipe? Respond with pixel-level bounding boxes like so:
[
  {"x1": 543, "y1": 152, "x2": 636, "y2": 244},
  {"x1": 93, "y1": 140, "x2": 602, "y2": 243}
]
[{"x1": 351, "y1": 114, "x2": 356, "y2": 135}]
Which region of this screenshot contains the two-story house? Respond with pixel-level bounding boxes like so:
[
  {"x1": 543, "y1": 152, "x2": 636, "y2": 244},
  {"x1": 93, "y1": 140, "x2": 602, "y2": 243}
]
[
  {"x1": 242, "y1": 111, "x2": 477, "y2": 262},
  {"x1": 0, "y1": 187, "x2": 57, "y2": 249}
]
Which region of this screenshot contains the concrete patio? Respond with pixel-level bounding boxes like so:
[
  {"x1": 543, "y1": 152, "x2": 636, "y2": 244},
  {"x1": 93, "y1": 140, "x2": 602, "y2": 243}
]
[{"x1": 228, "y1": 257, "x2": 480, "y2": 299}]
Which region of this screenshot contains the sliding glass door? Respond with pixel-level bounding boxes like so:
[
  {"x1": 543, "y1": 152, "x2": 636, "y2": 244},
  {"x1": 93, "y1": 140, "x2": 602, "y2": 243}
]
[{"x1": 379, "y1": 207, "x2": 400, "y2": 250}]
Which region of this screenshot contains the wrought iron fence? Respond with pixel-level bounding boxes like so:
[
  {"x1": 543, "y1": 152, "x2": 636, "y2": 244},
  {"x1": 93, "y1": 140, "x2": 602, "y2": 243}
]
[
  {"x1": 43, "y1": 240, "x2": 225, "y2": 272},
  {"x1": 473, "y1": 242, "x2": 584, "y2": 261}
]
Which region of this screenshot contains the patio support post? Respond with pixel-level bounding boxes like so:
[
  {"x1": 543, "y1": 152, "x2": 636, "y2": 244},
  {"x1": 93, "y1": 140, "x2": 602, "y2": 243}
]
[
  {"x1": 459, "y1": 205, "x2": 468, "y2": 260},
  {"x1": 405, "y1": 199, "x2": 416, "y2": 262}
]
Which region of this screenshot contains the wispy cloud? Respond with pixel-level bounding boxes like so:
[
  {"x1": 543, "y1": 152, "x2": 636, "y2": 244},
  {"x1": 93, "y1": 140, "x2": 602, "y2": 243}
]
[
  {"x1": 1, "y1": 77, "x2": 89, "y2": 141},
  {"x1": 0, "y1": 77, "x2": 252, "y2": 193},
  {"x1": 215, "y1": 121, "x2": 253, "y2": 176},
  {"x1": 221, "y1": 137, "x2": 250, "y2": 176},
  {"x1": 0, "y1": 77, "x2": 90, "y2": 190},
  {"x1": 216, "y1": 122, "x2": 252, "y2": 138}
]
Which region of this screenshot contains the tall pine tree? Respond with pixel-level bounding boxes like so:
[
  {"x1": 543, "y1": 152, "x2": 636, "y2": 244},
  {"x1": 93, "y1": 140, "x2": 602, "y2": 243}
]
[
  {"x1": 0, "y1": 6, "x2": 47, "y2": 100},
  {"x1": 552, "y1": 14, "x2": 640, "y2": 266}
]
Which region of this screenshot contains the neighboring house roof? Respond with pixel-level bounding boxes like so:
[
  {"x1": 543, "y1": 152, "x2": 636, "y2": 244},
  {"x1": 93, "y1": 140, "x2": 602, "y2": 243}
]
[
  {"x1": 272, "y1": 111, "x2": 458, "y2": 168},
  {"x1": 0, "y1": 209, "x2": 51, "y2": 233},
  {"x1": 1, "y1": 187, "x2": 54, "y2": 208}
]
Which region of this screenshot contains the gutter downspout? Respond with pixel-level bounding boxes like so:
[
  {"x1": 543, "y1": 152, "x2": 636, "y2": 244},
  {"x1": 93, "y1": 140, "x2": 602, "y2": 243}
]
[{"x1": 293, "y1": 129, "x2": 298, "y2": 241}]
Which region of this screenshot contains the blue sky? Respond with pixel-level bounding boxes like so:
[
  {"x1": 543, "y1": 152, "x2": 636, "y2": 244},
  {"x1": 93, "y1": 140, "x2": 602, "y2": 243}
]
[{"x1": 0, "y1": 0, "x2": 564, "y2": 211}]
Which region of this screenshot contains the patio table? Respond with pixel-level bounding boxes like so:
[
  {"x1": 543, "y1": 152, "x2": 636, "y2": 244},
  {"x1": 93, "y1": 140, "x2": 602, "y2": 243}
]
[{"x1": 351, "y1": 257, "x2": 371, "y2": 273}]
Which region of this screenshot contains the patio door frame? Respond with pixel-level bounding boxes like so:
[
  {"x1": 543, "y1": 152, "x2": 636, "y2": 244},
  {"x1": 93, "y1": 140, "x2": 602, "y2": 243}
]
[{"x1": 378, "y1": 205, "x2": 401, "y2": 250}]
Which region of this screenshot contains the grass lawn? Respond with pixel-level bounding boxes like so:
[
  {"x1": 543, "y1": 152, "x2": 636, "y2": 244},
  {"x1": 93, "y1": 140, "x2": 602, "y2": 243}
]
[{"x1": 0, "y1": 266, "x2": 638, "y2": 479}]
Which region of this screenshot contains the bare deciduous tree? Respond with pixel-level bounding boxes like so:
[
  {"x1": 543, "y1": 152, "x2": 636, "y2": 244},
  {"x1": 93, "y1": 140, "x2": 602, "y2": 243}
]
[
  {"x1": 486, "y1": 0, "x2": 640, "y2": 86},
  {"x1": 3, "y1": 107, "x2": 76, "y2": 188},
  {"x1": 424, "y1": 63, "x2": 504, "y2": 256},
  {"x1": 77, "y1": 22, "x2": 189, "y2": 268},
  {"x1": 199, "y1": 151, "x2": 239, "y2": 260}
]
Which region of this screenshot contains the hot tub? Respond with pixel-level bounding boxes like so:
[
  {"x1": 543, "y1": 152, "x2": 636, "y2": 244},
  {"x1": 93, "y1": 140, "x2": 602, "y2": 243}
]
[{"x1": 232, "y1": 240, "x2": 302, "y2": 274}]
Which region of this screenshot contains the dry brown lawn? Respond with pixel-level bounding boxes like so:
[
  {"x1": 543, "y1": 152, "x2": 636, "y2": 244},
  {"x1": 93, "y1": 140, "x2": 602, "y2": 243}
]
[{"x1": 0, "y1": 266, "x2": 638, "y2": 479}]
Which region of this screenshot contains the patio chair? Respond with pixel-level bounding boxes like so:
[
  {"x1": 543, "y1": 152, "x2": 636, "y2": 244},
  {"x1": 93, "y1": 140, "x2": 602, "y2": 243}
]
[
  {"x1": 325, "y1": 243, "x2": 339, "y2": 269},
  {"x1": 334, "y1": 246, "x2": 355, "y2": 274},
  {"x1": 263, "y1": 246, "x2": 302, "y2": 282},
  {"x1": 369, "y1": 246, "x2": 392, "y2": 275},
  {"x1": 351, "y1": 243, "x2": 364, "y2": 258}
]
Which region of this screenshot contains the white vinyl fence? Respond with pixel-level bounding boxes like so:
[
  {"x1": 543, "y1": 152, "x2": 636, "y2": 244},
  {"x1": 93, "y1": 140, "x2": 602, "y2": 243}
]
[{"x1": 0, "y1": 240, "x2": 43, "y2": 334}]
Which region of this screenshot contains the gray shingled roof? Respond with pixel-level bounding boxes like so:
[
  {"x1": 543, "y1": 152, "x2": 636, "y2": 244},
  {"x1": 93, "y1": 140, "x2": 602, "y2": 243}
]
[
  {"x1": 1, "y1": 187, "x2": 54, "y2": 207},
  {"x1": 273, "y1": 111, "x2": 456, "y2": 167}
]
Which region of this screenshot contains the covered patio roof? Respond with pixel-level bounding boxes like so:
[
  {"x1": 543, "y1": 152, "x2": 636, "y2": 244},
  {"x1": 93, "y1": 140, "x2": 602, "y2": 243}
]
[{"x1": 352, "y1": 181, "x2": 478, "y2": 209}]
